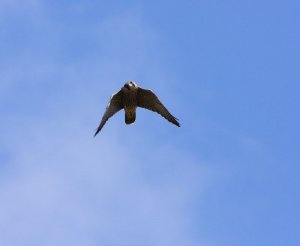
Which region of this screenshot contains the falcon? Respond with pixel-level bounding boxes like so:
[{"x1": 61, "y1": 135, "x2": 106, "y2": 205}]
[{"x1": 94, "y1": 81, "x2": 180, "y2": 136}]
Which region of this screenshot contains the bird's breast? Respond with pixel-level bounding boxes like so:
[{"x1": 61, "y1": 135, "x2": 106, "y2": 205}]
[{"x1": 123, "y1": 91, "x2": 137, "y2": 108}]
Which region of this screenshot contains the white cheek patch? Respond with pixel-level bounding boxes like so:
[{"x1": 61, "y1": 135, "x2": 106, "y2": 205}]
[{"x1": 130, "y1": 81, "x2": 137, "y2": 87}]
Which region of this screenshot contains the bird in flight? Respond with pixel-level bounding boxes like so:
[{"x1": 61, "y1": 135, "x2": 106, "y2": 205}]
[{"x1": 94, "y1": 81, "x2": 180, "y2": 136}]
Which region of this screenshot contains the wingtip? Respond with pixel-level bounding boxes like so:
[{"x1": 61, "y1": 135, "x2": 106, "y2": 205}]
[
  {"x1": 174, "y1": 118, "x2": 180, "y2": 127},
  {"x1": 94, "y1": 129, "x2": 100, "y2": 137}
]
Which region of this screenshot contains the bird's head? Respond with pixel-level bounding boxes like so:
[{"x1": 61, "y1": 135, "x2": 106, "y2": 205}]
[{"x1": 124, "y1": 81, "x2": 137, "y2": 90}]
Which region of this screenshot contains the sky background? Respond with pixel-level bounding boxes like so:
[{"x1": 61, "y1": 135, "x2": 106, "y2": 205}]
[{"x1": 0, "y1": 0, "x2": 299, "y2": 245}]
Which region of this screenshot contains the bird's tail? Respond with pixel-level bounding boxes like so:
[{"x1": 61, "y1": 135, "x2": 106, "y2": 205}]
[{"x1": 125, "y1": 110, "x2": 136, "y2": 124}]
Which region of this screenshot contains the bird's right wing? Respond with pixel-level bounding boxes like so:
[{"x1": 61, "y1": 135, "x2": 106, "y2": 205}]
[
  {"x1": 137, "y1": 88, "x2": 180, "y2": 127},
  {"x1": 94, "y1": 90, "x2": 123, "y2": 136}
]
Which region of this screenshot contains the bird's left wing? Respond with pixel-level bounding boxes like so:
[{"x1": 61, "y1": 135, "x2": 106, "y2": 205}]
[
  {"x1": 137, "y1": 88, "x2": 180, "y2": 127},
  {"x1": 94, "y1": 90, "x2": 123, "y2": 136}
]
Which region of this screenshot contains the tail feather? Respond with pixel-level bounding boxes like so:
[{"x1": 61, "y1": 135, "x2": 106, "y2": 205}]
[{"x1": 125, "y1": 111, "x2": 136, "y2": 124}]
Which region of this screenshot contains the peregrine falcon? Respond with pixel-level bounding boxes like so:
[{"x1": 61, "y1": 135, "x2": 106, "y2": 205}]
[{"x1": 94, "y1": 81, "x2": 180, "y2": 136}]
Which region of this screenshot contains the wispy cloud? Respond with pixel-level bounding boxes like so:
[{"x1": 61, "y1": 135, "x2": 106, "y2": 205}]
[
  {"x1": 0, "y1": 0, "x2": 42, "y2": 23},
  {"x1": 0, "y1": 121, "x2": 214, "y2": 245},
  {"x1": 0, "y1": 2, "x2": 216, "y2": 246}
]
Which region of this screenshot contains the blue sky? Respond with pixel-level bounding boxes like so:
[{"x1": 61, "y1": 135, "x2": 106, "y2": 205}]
[{"x1": 0, "y1": 0, "x2": 299, "y2": 245}]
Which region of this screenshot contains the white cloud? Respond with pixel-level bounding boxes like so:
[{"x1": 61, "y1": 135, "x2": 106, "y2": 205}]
[
  {"x1": 0, "y1": 3, "x2": 216, "y2": 245},
  {"x1": 0, "y1": 112, "x2": 215, "y2": 245},
  {"x1": 0, "y1": 0, "x2": 42, "y2": 21}
]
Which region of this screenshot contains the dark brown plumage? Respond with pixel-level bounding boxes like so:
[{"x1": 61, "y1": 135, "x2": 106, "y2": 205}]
[{"x1": 94, "y1": 81, "x2": 180, "y2": 136}]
